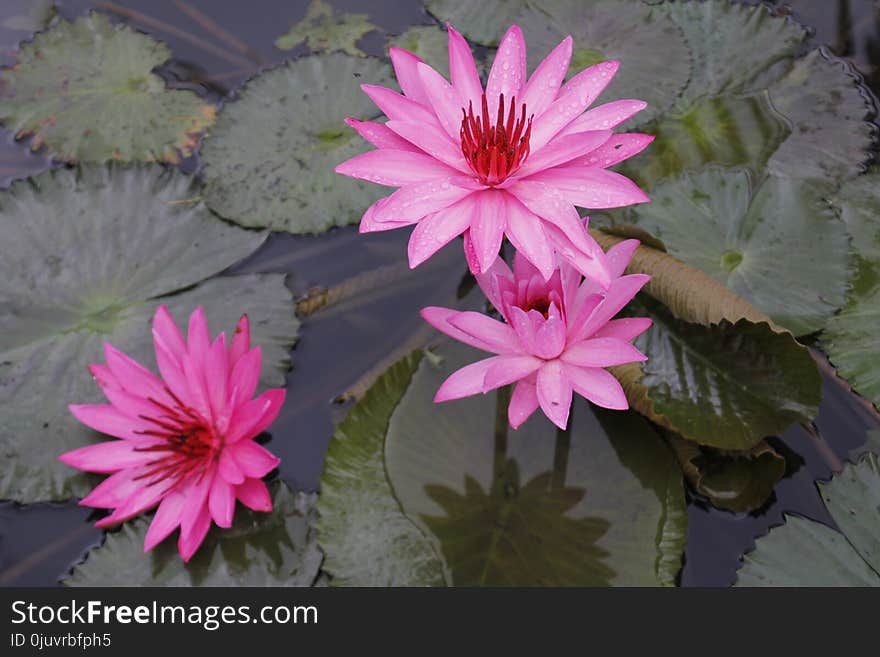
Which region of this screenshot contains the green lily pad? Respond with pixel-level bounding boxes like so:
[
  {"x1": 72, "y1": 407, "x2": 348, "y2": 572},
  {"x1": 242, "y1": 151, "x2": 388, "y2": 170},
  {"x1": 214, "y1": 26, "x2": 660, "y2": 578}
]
[
  {"x1": 200, "y1": 54, "x2": 393, "y2": 234},
  {"x1": 2, "y1": 0, "x2": 56, "y2": 33},
  {"x1": 518, "y1": 0, "x2": 691, "y2": 124},
  {"x1": 316, "y1": 351, "x2": 447, "y2": 586},
  {"x1": 823, "y1": 174, "x2": 880, "y2": 408},
  {"x1": 383, "y1": 341, "x2": 687, "y2": 586},
  {"x1": 736, "y1": 453, "x2": 880, "y2": 586},
  {"x1": 667, "y1": 435, "x2": 785, "y2": 513},
  {"x1": 0, "y1": 13, "x2": 216, "y2": 163},
  {"x1": 618, "y1": 168, "x2": 851, "y2": 336},
  {"x1": 65, "y1": 483, "x2": 322, "y2": 586},
  {"x1": 665, "y1": 0, "x2": 807, "y2": 99},
  {"x1": 0, "y1": 166, "x2": 299, "y2": 503},
  {"x1": 425, "y1": 0, "x2": 532, "y2": 46},
  {"x1": 613, "y1": 296, "x2": 821, "y2": 451},
  {"x1": 275, "y1": 0, "x2": 377, "y2": 56}
]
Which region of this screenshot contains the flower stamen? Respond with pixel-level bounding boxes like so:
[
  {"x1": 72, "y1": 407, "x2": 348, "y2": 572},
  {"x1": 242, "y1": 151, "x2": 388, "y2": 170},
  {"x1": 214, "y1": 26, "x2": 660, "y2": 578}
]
[{"x1": 460, "y1": 93, "x2": 533, "y2": 186}]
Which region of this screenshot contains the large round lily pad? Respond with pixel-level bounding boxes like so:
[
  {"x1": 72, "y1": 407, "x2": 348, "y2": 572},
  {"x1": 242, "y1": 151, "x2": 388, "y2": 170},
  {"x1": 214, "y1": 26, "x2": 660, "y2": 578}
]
[
  {"x1": 65, "y1": 483, "x2": 322, "y2": 586},
  {"x1": 618, "y1": 167, "x2": 851, "y2": 336},
  {"x1": 425, "y1": 0, "x2": 532, "y2": 46},
  {"x1": 383, "y1": 341, "x2": 687, "y2": 586},
  {"x1": 0, "y1": 12, "x2": 215, "y2": 163},
  {"x1": 518, "y1": 0, "x2": 691, "y2": 124},
  {"x1": 736, "y1": 452, "x2": 880, "y2": 586},
  {"x1": 275, "y1": 0, "x2": 378, "y2": 56},
  {"x1": 200, "y1": 53, "x2": 393, "y2": 234},
  {"x1": 823, "y1": 173, "x2": 880, "y2": 408},
  {"x1": 0, "y1": 166, "x2": 299, "y2": 503}
]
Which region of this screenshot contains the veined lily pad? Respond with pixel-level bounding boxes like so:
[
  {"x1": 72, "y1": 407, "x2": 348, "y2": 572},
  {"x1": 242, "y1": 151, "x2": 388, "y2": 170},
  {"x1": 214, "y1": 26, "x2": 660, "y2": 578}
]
[
  {"x1": 736, "y1": 453, "x2": 880, "y2": 586},
  {"x1": 275, "y1": 0, "x2": 377, "y2": 56},
  {"x1": 618, "y1": 168, "x2": 850, "y2": 336},
  {"x1": 316, "y1": 351, "x2": 447, "y2": 586},
  {"x1": 518, "y1": 0, "x2": 691, "y2": 124},
  {"x1": 200, "y1": 54, "x2": 393, "y2": 234},
  {"x1": 823, "y1": 173, "x2": 880, "y2": 408},
  {"x1": 65, "y1": 483, "x2": 322, "y2": 586},
  {"x1": 383, "y1": 341, "x2": 687, "y2": 586},
  {"x1": 0, "y1": 166, "x2": 298, "y2": 503},
  {"x1": 613, "y1": 296, "x2": 821, "y2": 451},
  {"x1": 425, "y1": 0, "x2": 532, "y2": 46},
  {"x1": 0, "y1": 13, "x2": 215, "y2": 163}
]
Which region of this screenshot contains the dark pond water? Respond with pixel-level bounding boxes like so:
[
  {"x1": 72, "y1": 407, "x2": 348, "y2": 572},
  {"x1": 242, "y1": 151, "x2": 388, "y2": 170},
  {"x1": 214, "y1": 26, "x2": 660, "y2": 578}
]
[{"x1": 1, "y1": 0, "x2": 879, "y2": 587}]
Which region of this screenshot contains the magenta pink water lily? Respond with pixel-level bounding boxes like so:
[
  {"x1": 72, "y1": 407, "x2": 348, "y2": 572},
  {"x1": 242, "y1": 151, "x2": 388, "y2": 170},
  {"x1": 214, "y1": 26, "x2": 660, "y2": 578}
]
[
  {"x1": 421, "y1": 239, "x2": 652, "y2": 430},
  {"x1": 59, "y1": 306, "x2": 285, "y2": 562},
  {"x1": 336, "y1": 23, "x2": 652, "y2": 287}
]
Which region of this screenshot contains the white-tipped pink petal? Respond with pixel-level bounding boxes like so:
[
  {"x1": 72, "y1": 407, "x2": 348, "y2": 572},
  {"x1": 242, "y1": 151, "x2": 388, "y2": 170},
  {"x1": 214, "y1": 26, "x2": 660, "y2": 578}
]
[
  {"x1": 520, "y1": 36, "x2": 573, "y2": 117},
  {"x1": 508, "y1": 380, "x2": 540, "y2": 429},
  {"x1": 408, "y1": 195, "x2": 476, "y2": 268},
  {"x1": 344, "y1": 118, "x2": 421, "y2": 152},
  {"x1": 389, "y1": 47, "x2": 430, "y2": 106},
  {"x1": 536, "y1": 361, "x2": 573, "y2": 429},
  {"x1": 486, "y1": 25, "x2": 527, "y2": 117},
  {"x1": 447, "y1": 24, "x2": 483, "y2": 111},
  {"x1": 563, "y1": 364, "x2": 629, "y2": 410},
  {"x1": 561, "y1": 337, "x2": 647, "y2": 367},
  {"x1": 335, "y1": 149, "x2": 460, "y2": 186}
]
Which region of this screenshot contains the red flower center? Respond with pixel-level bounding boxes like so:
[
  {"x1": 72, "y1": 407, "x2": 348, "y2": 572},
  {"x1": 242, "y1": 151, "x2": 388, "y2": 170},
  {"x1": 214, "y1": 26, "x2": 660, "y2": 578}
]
[
  {"x1": 133, "y1": 389, "x2": 218, "y2": 490},
  {"x1": 460, "y1": 93, "x2": 533, "y2": 186},
  {"x1": 522, "y1": 297, "x2": 551, "y2": 318}
]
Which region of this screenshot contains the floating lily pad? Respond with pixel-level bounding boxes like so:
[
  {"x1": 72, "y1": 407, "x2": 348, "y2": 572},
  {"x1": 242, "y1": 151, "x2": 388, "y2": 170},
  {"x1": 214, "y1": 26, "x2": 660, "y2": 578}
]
[
  {"x1": 2, "y1": 0, "x2": 56, "y2": 33},
  {"x1": 0, "y1": 166, "x2": 299, "y2": 503},
  {"x1": 667, "y1": 435, "x2": 784, "y2": 513},
  {"x1": 383, "y1": 341, "x2": 687, "y2": 586},
  {"x1": 425, "y1": 0, "x2": 532, "y2": 46},
  {"x1": 275, "y1": 0, "x2": 377, "y2": 56},
  {"x1": 736, "y1": 453, "x2": 880, "y2": 586},
  {"x1": 316, "y1": 351, "x2": 447, "y2": 586},
  {"x1": 613, "y1": 296, "x2": 821, "y2": 451},
  {"x1": 822, "y1": 174, "x2": 880, "y2": 409},
  {"x1": 65, "y1": 483, "x2": 322, "y2": 586},
  {"x1": 518, "y1": 0, "x2": 691, "y2": 124},
  {"x1": 200, "y1": 54, "x2": 393, "y2": 234},
  {"x1": 0, "y1": 13, "x2": 215, "y2": 163},
  {"x1": 618, "y1": 168, "x2": 850, "y2": 335}
]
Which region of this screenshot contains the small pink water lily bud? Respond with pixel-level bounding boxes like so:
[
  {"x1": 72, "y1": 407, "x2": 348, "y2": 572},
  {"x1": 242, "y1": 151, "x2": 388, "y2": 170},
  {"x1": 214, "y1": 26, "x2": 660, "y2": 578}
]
[
  {"x1": 336, "y1": 23, "x2": 652, "y2": 288},
  {"x1": 421, "y1": 240, "x2": 651, "y2": 430},
  {"x1": 59, "y1": 305, "x2": 285, "y2": 562}
]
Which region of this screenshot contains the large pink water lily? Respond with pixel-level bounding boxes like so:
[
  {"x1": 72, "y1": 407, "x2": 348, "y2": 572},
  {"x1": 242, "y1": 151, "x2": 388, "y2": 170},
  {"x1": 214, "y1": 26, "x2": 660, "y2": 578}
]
[
  {"x1": 421, "y1": 239, "x2": 652, "y2": 430},
  {"x1": 59, "y1": 306, "x2": 285, "y2": 562},
  {"x1": 336, "y1": 23, "x2": 652, "y2": 287}
]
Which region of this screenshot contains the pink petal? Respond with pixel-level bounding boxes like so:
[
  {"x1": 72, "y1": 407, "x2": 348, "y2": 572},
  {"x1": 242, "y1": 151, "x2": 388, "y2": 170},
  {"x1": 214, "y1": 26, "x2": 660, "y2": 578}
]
[
  {"x1": 536, "y1": 361, "x2": 573, "y2": 429},
  {"x1": 531, "y1": 61, "x2": 620, "y2": 151},
  {"x1": 345, "y1": 118, "x2": 420, "y2": 152},
  {"x1": 520, "y1": 36, "x2": 573, "y2": 117},
  {"x1": 229, "y1": 441, "x2": 280, "y2": 479},
  {"x1": 389, "y1": 47, "x2": 430, "y2": 106},
  {"x1": 205, "y1": 334, "x2": 229, "y2": 424},
  {"x1": 507, "y1": 180, "x2": 594, "y2": 256},
  {"x1": 58, "y1": 438, "x2": 158, "y2": 474},
  {"x1": 469, "y1": 191, "x2": 506, "y2": 273},
  {"x1": 533, "y1": 312, "x2": 567, "y2": 360},
  {"x1": 100, "y1": 385, "x2": 165, "y2": 421},
  {"x1": 422, "y1": 306, "x2": 507, "y2": 354},
  {"x1": 152, "y1": 305, "x2": 187, "y2": 362},
  {"x1": 235, "y1": 478, "x2": 272, "y2": 512},
  {"x1": 385, "y1": 120, "x2": 470, "y2": 172},
  {"x1": 374, "y1": 178, "x2": 475, "y2": 223},
  {"x1": 517, "y1": 129, "x2": 612, "y2": 177},
  {"x1": 227, "y1": 346, "x2": 261, "y2": 411},
  {"x1": 570, "y1": 274, "x2": 650, "y2": 343},
  {"x1": 501, "y1": 196, "x2": 554, "y2": 280},
  {"x1": 447, "y1": 310, "x2": 522, "y2": 354},
  {"x1": 178, "y1": 504, "x2": 212, "y2": 562},
  {"x1": 228, "y1": 314, "x2": 251, "y2": 368},
  {"x1": 483, "y1": 355, "x2": 543, "y2": 390},
  {"x1": 508, "y1": 306, "x2": 538, "y2": 353},
  {"x1": 336, "y1": 148, "x2": 460, "y2": 186},
  {"x1": 527, "y1": 166, "x2": 650, "y2": 208},
  {"x1": 434, "y1": 356, "x2": 500, "y2": 401},
  {"x1": 79, "y1": 469, "x2": 142, "y2": 509},
  {"x1": 417, "y1": 62, "x2": 466, "y2": 141},
  {"x1": 218, "y1": 448, "x2": 246, "y2": 485},
  {"x1": 407, "y1": 195, "x2": 476, "y2": 268},
  {"x1": 542, "y1": 220, "x2": 612, "y2": 290},
  {"x1": 69, "y1": 404, "x2": 146, "y2": 441},
  {"x1": 593, "y1": 317, "x2": 653, "y2": 342},
  {"x1": 486, "y1": 25, "x2": 527, "y2": 117},
  {"x1": 561, "y1": 99, "x2": 647, "y2": 134},
  {"x1": 225, "y1": 389, "x2": 286, "y2": 443},
  {"x1": 462, "y1": 230, "x2": 481, "y2": 275},
  {"x1": 474, "y1": 258, "x2": 515, "y2": 319},
  {"x1": 561, "y1": 337, "x2": 647, "y2": 367},
  {"x1": 152, "y1": 332, "x2": 194, "y2": 410},
  {"x1": 103, "y1": 343, "x2": 167, "y2": 403},
  {"x1": 447, "y1": 24, "x2": 483, "y2": 112},
  {"x1": 508, "y1": 380, "x2": 540, "y2": 429},
  {"x1": 94, "y1": 484, "x2": 165, "y2": 528},
  {"x1": 144, "y1": 490, "x2": 186, "y2": 551},
  {"x1": 563, "y1": 364, "x2": 628, "y2": 410},
  {"x1": 606, "y1": 238, "x2": 639, "y2": 278},
  {"x1": 577, "y1": 133, "x2": 654, "y2": 168},
  {"x1": 178, "y1": 472, "x2": 213, "y2": 555},
  {"x1": 181, "y1": 352, "x2": 212, "y2": 423},
  {"x1": 208, "y1": 476, "x2": 236, "y2": 528},
  {"x1": 361, "y1": 84, "x2": 438, "y2": 124},
  {"x1": 359, "y1": 197, "x2": 416, "y2": 234},
  {"x1": 186, "y1": 307, "x2": 211, "y2": 368}
]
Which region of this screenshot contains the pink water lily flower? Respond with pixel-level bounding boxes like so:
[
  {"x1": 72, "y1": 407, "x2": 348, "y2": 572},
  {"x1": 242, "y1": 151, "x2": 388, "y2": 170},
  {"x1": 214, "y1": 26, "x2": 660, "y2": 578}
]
[
  {"x1": 421, "y1": 239, "x2": 652, "y2": 430},
  {"x1": 336, "y1": 23, "x2": 652, "y2": 287},
  {"x1": 59, "y1": 306, "x2": 285, "y2": 562}
]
